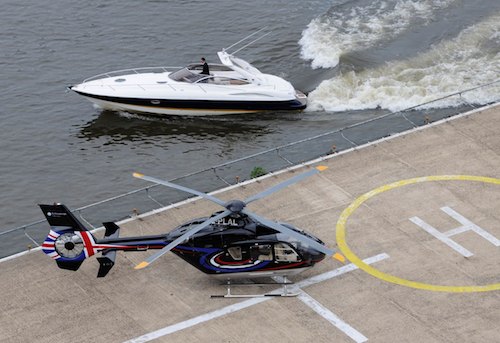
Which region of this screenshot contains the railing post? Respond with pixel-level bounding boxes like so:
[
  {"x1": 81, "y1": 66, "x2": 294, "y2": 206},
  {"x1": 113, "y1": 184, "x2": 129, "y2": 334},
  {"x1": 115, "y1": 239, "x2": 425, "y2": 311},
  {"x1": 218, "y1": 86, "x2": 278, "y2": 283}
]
[
  {"x1": 340, "y1": 130, "x2": 356, "y2": 147},
  {"x1": 77, "y1": 210, "x2": 96, "y2": 229},
  {"x1": 23, "y1": 227, "x2": 40, "y2": 248},
  {"x1": 276, "y1": 148, "x2": 293, "y2": 165},
  {"x1": 212, "y1": 168, "x2": 232, "y2": 186},
  {"x1": 146, "y1": 188, "x2": 166, "y2": 208}
]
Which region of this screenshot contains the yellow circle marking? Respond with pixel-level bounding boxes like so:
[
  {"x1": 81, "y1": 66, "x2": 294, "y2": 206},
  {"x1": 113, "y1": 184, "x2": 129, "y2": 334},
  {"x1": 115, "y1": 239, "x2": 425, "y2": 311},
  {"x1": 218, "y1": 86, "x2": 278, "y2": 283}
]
[{"x1": 336, "y1": 175, "x2": 500, "y2": 292}]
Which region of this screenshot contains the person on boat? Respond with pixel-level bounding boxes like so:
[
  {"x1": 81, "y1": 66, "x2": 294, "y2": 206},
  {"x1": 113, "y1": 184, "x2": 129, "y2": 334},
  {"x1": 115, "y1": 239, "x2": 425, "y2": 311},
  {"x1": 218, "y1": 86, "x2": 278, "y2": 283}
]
[{"x1": 200, "y1": 57, "x2": 210, "y2": 75}]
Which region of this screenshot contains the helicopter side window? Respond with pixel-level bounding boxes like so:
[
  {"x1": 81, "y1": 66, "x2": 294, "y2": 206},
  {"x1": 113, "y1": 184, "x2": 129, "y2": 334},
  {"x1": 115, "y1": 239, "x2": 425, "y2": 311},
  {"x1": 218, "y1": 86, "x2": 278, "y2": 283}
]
[
  {"x1": 250, "y1": 244, "x2": 273, "y2": 261},
  {"x1": 227, "y1": 246, "x2": 242, "y2": 261},
  {"x1": 274, "y1": 243, "x2": 301, "y2": 262}
]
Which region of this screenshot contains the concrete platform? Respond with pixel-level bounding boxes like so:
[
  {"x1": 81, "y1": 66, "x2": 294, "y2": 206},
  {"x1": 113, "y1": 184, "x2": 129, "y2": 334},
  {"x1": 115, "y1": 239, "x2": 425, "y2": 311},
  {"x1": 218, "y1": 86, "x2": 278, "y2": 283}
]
[{"x1": 1, "y1": 104, "x2": 499, "y2": 343}]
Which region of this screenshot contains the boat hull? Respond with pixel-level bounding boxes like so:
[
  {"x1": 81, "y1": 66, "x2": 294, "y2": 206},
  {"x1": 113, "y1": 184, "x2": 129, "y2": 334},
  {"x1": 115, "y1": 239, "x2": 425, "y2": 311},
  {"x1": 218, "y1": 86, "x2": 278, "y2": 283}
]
[{"x1": 72, "y1": 89, "x2": 307, "y2": 116}]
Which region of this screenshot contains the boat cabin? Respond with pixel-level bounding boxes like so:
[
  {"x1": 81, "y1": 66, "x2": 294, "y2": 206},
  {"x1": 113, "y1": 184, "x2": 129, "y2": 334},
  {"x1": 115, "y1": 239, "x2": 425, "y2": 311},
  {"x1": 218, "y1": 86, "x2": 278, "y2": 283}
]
[{"x1": 168, "y1": 64, "x2": 251, "y2": 85}]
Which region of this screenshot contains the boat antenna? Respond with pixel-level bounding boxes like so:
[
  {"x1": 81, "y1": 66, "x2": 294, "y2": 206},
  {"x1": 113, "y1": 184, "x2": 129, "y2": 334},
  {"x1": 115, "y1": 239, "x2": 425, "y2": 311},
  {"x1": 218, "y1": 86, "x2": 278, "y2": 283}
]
[
  {"x1": 224, "y1": 26, "x2": 269, "y2": 53},
  {"x1": 231, "y1": 31, "x2": 272, "y2": 55}
]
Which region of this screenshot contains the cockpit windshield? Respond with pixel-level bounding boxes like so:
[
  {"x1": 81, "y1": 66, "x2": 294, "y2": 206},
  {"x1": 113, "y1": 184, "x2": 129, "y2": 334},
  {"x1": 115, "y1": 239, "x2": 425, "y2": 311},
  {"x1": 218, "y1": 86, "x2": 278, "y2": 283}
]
[
  {"x1": 168, "y1": 68, "x2": 206, "y2": 83},
  {"x1": 229, "y1": 55, "x2": 261, "y2": 75}
]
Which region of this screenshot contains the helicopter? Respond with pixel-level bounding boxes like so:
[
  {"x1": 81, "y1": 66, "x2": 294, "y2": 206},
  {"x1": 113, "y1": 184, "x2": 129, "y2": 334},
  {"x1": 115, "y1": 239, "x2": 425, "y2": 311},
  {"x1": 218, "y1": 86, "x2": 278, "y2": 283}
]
[{"x1": 40, "y1": 166, "x2": 342, "y2": 296}]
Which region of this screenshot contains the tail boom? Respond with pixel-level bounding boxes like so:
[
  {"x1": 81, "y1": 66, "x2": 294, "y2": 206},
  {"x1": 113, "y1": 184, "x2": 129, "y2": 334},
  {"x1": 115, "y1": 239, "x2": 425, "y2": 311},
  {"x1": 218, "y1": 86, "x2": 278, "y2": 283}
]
[{"x1": 40, "y1": 204, "x2": 169, "y2": 276}]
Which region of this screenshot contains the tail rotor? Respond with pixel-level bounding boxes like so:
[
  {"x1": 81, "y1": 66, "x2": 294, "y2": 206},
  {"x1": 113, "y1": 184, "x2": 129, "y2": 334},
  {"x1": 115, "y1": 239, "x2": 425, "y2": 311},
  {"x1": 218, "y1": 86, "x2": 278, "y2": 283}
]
[{"x1": 40, "y1": 204, "x2": 91, "y2": 271}]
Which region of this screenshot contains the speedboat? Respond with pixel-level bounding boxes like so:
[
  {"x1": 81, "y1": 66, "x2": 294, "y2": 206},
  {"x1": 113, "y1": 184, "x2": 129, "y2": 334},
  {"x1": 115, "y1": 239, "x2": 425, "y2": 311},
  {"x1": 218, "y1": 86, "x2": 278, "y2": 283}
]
[{"x1": 69, "y1": 49, "x2": 307, "y2": 116}]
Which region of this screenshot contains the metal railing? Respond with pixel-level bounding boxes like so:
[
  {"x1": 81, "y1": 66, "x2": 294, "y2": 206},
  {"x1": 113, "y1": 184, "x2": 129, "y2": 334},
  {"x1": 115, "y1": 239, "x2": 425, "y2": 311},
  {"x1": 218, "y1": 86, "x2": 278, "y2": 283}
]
[
  {"x1": 81, "y1": 63, "x2": 236, "y2": 83},
  {"x1": 1, "y1": 79, "x2": 498, "y2": 258},
  {"x1": 82, "y1": 66, "x2": 182, "y2": 83}
]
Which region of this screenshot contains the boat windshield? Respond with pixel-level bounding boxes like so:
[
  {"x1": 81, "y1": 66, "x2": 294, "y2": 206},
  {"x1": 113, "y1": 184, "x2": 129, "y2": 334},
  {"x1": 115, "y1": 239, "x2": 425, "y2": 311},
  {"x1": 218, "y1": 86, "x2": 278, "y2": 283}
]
[
  {"x1": 168, "y1": 68, "x2": 206, "y2": 83},
  {"x1": 228, "y1": 55, "x2": 261, "y2": 75}
]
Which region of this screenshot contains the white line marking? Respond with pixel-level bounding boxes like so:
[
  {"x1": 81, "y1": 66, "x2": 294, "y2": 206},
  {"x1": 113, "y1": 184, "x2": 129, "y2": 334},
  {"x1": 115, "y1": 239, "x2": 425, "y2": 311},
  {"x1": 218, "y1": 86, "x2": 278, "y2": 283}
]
[
  {"x1": 409, "y1": 216, "x2": 474, "y2": 257},
  {"x1": 298, "y1": 292, "x2": 368, "y2": 343},
  {"x1": 441, "y1": 207, "x2": 500, "y2": 246},
  {"x1": 123, "y1": 253, "x2": 389, "y2": 343},
  {"x1": 410, "y1": 206, "x2": 500, "y2": 257},
  {"x1": 127, "y1": 297, "x2": 269, "y2": 343},
  {"x1": 444, "y1": 226, "x2": 472, "y2": 237}
]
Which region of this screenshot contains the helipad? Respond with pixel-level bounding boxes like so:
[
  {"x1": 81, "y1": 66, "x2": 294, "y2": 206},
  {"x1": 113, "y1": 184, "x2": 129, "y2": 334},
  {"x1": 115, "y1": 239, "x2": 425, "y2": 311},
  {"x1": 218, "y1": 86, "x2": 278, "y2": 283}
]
[{"x1": 1, "y1": 104, "x2": 499, "y2": 342}]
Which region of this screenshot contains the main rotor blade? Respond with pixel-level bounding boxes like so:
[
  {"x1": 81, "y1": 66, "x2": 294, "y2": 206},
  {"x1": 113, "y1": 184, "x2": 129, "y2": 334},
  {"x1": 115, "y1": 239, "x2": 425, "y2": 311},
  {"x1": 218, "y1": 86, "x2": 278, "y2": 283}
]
[
  {"x1": 133, "y1": 172, "x2": 226, "y2": 207},
  {"x1": 244, "y1": 166, "x2": 328, "y2": 205},
  {"x1": 134, "y1": 210, "x2": 231, "y2": 270},
  {"x1": 242, "y1": 209, "x2": 334, "y2": 256}
]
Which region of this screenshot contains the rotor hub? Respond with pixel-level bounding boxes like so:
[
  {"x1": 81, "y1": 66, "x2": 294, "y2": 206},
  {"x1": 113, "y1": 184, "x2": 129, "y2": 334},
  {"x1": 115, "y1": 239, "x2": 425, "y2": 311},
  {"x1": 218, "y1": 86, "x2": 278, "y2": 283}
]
[{"x1": 225, "y1": 200, "x2": 246, "y2": 213}]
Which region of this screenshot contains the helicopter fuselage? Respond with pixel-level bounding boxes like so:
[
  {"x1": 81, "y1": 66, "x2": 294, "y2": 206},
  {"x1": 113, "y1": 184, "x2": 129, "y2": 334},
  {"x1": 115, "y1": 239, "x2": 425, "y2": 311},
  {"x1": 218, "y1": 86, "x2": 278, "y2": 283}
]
[
  {"x1": 44, "y1": 211, "x2": 327, "y2": 279},
  {"x1": 169, "y1": 213, "x2": 326, "y2": 278},
  {"x1": 94, "y1": 212, "x2": 326, "y2": 278},
  {"x1": 41, "y1": 166, "x2": 333, "y2": 280}
]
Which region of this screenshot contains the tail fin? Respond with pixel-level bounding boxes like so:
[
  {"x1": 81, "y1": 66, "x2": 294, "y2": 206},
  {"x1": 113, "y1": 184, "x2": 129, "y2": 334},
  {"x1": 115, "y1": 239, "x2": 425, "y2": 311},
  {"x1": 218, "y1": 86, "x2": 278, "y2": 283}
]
[
  {"x1": 96, "y1": 222, "x2": 121, "y2": 277},
  {"x1": 39, "y1": 204, "x2": 88, "y2": 231},
  {"x1": 40, "y1": 204, "x2": 90, "y2": 271}
]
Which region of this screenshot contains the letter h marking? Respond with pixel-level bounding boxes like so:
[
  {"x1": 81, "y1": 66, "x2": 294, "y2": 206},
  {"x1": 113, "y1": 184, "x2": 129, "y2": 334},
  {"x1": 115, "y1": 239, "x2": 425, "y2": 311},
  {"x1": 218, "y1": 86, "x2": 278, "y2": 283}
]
[{"x1": 410, "y1": 206, "x2": 500, "y2": 257}]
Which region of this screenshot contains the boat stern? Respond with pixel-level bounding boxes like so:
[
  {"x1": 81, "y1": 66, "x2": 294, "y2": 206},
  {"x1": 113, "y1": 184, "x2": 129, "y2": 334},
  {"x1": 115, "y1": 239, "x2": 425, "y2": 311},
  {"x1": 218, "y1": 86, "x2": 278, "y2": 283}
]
[{"x1": 294, "y1": 90, "x2": 307, "y2": 109}]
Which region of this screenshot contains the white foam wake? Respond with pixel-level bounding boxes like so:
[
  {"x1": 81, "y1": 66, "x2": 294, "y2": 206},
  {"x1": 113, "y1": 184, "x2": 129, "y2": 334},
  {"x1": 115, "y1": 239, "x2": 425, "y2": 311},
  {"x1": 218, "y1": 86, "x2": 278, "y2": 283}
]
[
  {"x1": 300, "y1": 0, "x2": 456, "y2": 69},
  {"x1": 306, "y1": 13, "x2": 500, "y2": 112}
]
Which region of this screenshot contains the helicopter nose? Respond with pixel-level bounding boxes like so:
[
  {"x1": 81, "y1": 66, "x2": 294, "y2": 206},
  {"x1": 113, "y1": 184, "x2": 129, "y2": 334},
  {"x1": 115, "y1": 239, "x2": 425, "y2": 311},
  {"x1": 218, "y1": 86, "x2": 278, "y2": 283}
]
[{"x1": 225, "y1": 200, "x2": 246, "y2": 213}]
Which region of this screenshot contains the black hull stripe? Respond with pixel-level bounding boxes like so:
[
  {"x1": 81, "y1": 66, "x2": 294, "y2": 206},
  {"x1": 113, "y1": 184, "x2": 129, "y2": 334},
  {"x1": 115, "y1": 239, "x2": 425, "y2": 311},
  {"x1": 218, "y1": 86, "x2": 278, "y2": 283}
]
[{"x1": 72, "y1": 90, "x2": 307, "y2": 111}]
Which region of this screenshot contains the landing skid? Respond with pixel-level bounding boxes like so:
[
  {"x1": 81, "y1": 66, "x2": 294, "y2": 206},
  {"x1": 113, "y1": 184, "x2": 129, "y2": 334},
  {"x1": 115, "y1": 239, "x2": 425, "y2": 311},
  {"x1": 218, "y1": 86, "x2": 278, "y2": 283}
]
[{"x1": 211, "y1": 277, "x2": 299, "y2": 298}]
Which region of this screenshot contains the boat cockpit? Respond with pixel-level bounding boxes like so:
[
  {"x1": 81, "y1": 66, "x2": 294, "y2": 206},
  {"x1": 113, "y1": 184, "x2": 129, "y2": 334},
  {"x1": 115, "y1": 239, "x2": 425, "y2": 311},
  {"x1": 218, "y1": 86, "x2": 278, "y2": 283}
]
[
  {"x1": 168, "y1": 67, "x2": 206, "y2": 83},
  {"x1": 169, "y1": 65, "x2": 251, "y2": 85}
]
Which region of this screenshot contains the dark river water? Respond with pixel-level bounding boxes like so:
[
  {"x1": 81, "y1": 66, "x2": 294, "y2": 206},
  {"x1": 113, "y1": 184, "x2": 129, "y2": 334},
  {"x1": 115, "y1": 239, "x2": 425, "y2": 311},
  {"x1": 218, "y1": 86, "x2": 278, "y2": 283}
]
[{"x1": 0, "y1": 0, "x2": 498, "y2": 257}]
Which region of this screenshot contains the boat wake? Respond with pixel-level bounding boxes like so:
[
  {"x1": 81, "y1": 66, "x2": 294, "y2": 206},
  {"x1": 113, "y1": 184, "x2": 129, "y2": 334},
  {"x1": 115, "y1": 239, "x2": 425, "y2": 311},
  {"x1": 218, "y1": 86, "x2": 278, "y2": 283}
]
[
  {"x1": 299, "y1": 0, "x2": 500, "y2": 112},
  {"x1": 300, "y1": 0, "x2": 457, "y2": 69}
]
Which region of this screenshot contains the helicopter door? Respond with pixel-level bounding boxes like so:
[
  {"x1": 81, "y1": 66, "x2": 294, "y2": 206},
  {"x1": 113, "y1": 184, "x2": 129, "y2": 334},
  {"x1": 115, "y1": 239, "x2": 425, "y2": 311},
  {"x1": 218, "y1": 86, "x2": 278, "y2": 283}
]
[
  {"x1": 273, "y1": 243, "x2": 301, "y2": 262},
  {"x1": 250, "y1": 244, "x2": 273, "y2": 261}
]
